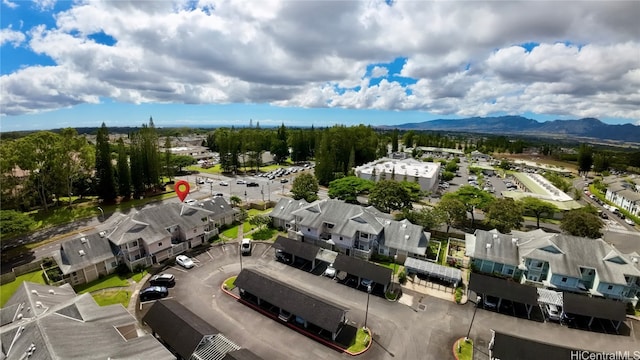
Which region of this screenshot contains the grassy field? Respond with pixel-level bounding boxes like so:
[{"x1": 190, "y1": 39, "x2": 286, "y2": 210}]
[
  {"x1": 347, "y1": 328, "x2": 371, "y2": 353},
  {"x1": 92, "y1": 289, "x2": 131, "y2": 307},
  {"x1": 224, "y1": 276, "x2": 236, "y2": 291},
  {"x1": 74, "y1": 273, "x2": 130, "y2": 294},
  {"x1": 455, "y1": 339, "x2": 473, "y2": 360},
  {"x1": 0, "y1": 270, "x2": 46, "y2": 307},
  {"x1": 375, "y1": 261, "x2": 403, "y2": 275},
  {"x1": 250, "y1": 227, "x2": 279, "y2": 241},
  {"x1": 222, "y1": 224, "x2": 240, "y2": 239}
]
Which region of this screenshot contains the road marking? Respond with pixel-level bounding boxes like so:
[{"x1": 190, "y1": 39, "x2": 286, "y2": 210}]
[
  {"x1": 171, "y1": 266, "x2": 188, "y2": 273},
  {"x1": 260, "y1": 244, "x2": 273, "y2": 257},
  {"x1": 206, "y1": 250, "x2": 214, "y2": 260}
]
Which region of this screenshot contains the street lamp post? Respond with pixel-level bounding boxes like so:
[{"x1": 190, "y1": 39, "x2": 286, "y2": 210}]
[
  {"x1": 97, "y1": 206, "x2": 104, "y2": 221},
  {"x1": 239, "y1": 243, "x2": 243, "y2": 271},
  {"x1": 364, "y1": 284, "x2": 372, "y2": 330},
  {"x1": 465, "y1": 295, "x2": 482, "y2": 341},
  {"x1": 210, "y1": 183, "x2": 213, "y2": 196},
  {"x1": 261, "y1": 187, "x2": 264, "y2": 202},
  {"x1": 244, "y1": 191, "x2": 247, "y2": 205},
  {"x1": 393, "y1": 254, "x2": 398, "y2": 282}
]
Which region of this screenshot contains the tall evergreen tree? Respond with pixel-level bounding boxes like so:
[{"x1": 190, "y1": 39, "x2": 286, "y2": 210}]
[
  {"x1": 578, "y1": 144, "x2": 594, "y2": 176},
  {"x1": 129, "y1": 132, "x2": 145, "y2": 197},
  {"x1": 164, "y1": 136, "x2": 173, "y2": 181},
  {"x1": 95, "y1": 123, "x2": 117, "y2": 202},
  {"x1": 117, "y1": 138, "x2": 131, "y2": 198},
  {"x1": 391, "y1": 129, "x2": 399, "y2": 152}
]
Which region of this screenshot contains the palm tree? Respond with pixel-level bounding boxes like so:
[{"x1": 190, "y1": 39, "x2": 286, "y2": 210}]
[{"x1": 230, "y1": 195, "x2": 241, "y2": 207}]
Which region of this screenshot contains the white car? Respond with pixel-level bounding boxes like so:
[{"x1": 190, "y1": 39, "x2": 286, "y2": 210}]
[
  {"x1": 176, "y1": 255, "x2": 195, "y2": 269},
  {"x1": 236, "y1": 179, "x2": 246, "y2": 184},
  {"x1": 625, "y1": 218, "x2": 635, "y2": 226},
  {"x1": 206, "y1": 178, "x2": 214, "y2": 183},
  {"x1": 185, "y1": 199, "x2": 197, "y2": 205},
  {"x1": 241, "y1": 238, "x2": 252, "y2": 255},
  {"x1": 323, "y1": 263, "x2": 336, "y2": 278},
  {"x1": 219, "y1": 181, "x2": 229, "y2": 186}
]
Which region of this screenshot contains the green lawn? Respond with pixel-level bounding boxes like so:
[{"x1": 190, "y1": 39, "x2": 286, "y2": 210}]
[
  {"x1": 222, "y1": 224, "x2": 240, "y2": 238},
  {"x1": 250, "y1": 227, "x2": 278, "y2": 240},
  {"x1": 0, "y1": 270, "x2": 46, "y2": 307},
  {"x1": 247, "y1": 208, "x2": 272, "y2": 216},
  {"x1": 375, "y1": 261, "x2": 403, "y2": 275},
  {"x1": 224, "y1": 276, "x2": 236, "y2": 291},
  {"x1": 188, "y1": 164, "x2": 222, "y2": 174},
  {"x1": 92, "y1": 289, "x2": 131, "y2": 307},
  {"x1": 243, "y1": 221, "x2": 254, "y2": 233},
  {"x1": 455, "y1": 339, "x2": 473, "y2": 360},
  {"x1": 523, "y1": 215, "x2": 561, "y2": 225},
  {"x1": 131, "y1": 270, "x2": 148, "y2": 283},
  {"x1": 347, "y1": 328, "x2": 371, "y2": 353},
  {"x1": 74, "y1": 273, "x2": 130, "y2": 294}
]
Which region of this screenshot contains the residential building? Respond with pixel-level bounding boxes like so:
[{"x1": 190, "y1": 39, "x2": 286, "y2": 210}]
[
  {"x1": 354, "y1": 157, "x2": 440, "y2": 191},
  {"x1": 198, "y1": 197, "x2": 241, "y2": 229},
  {"x1": 108, "y1": 203, "x2": 214, "y2": 270},
  {"x1": 51, "y1": 231, "x2": 119, "y2": 286},
  {"x1": 466, "y1": 229, "x2": 640, "y2": 304},
  {"x1": 604, "y1": 177, "x2": 640, "y2": 217},
  {"x1": 0, "y1": 282, "x2": 175, "y2": 360},
  {"x1": 271, "y1": 198, "x2": 430, "y2": 260}
]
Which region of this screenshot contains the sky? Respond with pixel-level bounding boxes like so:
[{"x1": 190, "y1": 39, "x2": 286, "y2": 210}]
[{"x1": 1, "y1": 0, "x2": 639, "y2": 132}]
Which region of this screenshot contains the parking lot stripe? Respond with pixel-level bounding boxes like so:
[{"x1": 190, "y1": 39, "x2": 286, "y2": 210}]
[
  {"x1": 260, "y1": 244, "x2": 273, "y2": 257},
  {"x1": 206, "y1": 250, "x2": 214, "y2": 259},
  {"x1": 171, "y1": 266, "x2": 188, "y2": 273}
]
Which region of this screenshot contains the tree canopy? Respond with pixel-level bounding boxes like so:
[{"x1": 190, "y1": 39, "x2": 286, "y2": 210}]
[
  {"x1": 442, "y1": 185, "x2": 494, "y2": 226},
  {"x1": 560, "y1": 209, "x2": 603, "y2": 238},
  {"x1": 520, "y1": 197, "x2": 559, "y2": 228},
  {"x1": 327, "y1": 176, "x2": 374, "y2": 203},
  {"x1": 368, "y1": 180, "x2": 413, "y2": 213},
  {"x1": 435, "y1": 197, "x2": 467, "y2": 233},
  {"x1": 0, "y1": 210, "x2": 35, "y2": 237},
  {"x1": 484, "y1": 198, "x2": 523, "y2": 233},
  {"x1": 291, "y1": 173, "x2": 319, "y2": 203}
]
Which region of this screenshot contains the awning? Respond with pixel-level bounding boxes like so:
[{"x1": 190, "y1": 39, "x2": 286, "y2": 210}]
[{"x1": 404, "y1": 257, "x2": 462, "y2": 286}]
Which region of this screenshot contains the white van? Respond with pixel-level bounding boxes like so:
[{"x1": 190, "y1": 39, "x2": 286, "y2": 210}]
[{"x1": 241, "y1": 238, "x2": 252, "y2": 255}]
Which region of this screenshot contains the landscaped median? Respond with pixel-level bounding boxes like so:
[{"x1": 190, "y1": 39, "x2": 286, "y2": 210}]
[
  {"x1": 220, "y1": 275, "x2": 372, "y2": 356},
  {"x1": 452, "y1": 337, "x2": 473, "y2": 360}
]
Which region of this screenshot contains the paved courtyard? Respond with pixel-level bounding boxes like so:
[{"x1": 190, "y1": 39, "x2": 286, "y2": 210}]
[{"x1": 135, "y1": 241, "x2": 640, "y2": 359}]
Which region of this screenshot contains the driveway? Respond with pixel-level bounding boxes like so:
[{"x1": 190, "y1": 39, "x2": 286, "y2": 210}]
[{"x1": 136, "y1": 242, "x2": 640, "y2": 359}]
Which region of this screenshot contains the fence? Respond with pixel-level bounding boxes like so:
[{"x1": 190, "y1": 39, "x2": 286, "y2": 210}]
[{"x1": 0, "y1": 259, "x2": 47, "y2": 285}]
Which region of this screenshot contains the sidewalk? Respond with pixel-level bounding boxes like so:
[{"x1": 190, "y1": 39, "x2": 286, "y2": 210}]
[
  {"x1": 400, "y1": 268, "x2": 469, "y2": 304},
  {"x1": 127, "y1": 273, "x2": 152, "y2": 315}
]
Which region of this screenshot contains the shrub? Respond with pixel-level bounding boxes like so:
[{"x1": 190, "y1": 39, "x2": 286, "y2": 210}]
[
  {"x1": 455, "y1": 287, "x2": 463, "y2": 304},
  {"x1": 398, "y1": 271, "x2": 407, "y2": 285}
]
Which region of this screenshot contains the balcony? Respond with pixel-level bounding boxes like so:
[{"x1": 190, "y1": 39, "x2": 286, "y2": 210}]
[{"x1": 352, "y1": 248, "x2": 371, "y2": 260}]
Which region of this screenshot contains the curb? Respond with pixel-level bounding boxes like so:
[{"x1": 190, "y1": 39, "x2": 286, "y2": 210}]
[{"x1": 220, "y1": 276, "x2": 371, "y2": 356}]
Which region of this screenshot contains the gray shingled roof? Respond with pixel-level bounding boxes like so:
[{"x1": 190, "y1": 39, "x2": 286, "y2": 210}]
[
  {"x1": 143, "y1": 300, "x2": 218, "y2": 360},
  {"x1": 108, "y1": 203, "x2": 212, "y2": 246},
  {"x1": 269, "y1": 197, "x2": 309, "y2": 224},
  {"x1": 1, "y1": 282, "x2": 175, "y2": 360},
  {"x1": 468, "y1": 230, "x2": 520, "y2": 266},
  {"x1": 617, "y1": 189, "x2": 640, "y2": 202},
  {"x1": 291, "y1": 199, "x2": 385, "y2": 238},
  {"x1": 234, "y1": 269, "x2": 348, "y2": 334},
  {"x1": 518, "y1": 233, "x2": 640, "y2": 285},
  {"x1": 198, "y1": 197, "x2": 239, "y2": 220},
  {"x1": 52, "y1": 231, "x2": 116, "y2": 275},
  {"x1": 380, "y1": 219, "x2": 429, "y2": 255}
]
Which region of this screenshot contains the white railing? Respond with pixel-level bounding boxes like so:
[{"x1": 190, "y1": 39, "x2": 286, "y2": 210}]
[{"x1": 352, "y1": 248, "x2": 371, "y2": 260}]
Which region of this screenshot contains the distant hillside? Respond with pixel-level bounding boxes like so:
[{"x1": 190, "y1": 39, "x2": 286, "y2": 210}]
[{"x1": 392, "y1": 116, "x2": 640, "y2": 142}]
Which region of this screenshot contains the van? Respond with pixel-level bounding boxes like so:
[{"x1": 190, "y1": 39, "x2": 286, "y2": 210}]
[{"x1": 241, "y1": 238, "x2": 252, "y2": 255}]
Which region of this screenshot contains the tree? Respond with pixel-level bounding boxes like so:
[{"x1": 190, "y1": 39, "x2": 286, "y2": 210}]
[
  {"x1": 171, "y1": 155, "x2": 197, "y2": 173},
  {"x1": 291, "y1": 173, "x2": 319, "y2": 202},
  {"x1": 484, "y1": 198, "x2": 523, "y2": 233},
  {"x1": 560, "y1": 209, "x2": 603, "y2": 238},
  {"x1": 400, "y1": 207, "x2": 444, "y2": 230},
  {"x1": 271, "y1": 123, "x2": 289, "y2": 164},
  {"x1": 164, "y1": 137, "x2": 173, "y2": 181},
  {"x1": 577, "y1": 144, "x2": 593, "y2": 176},
  {"x1": 230, "y1": 195, "x2": 242, "y2": 207},
  {"x1": 442, "y1": 185, "x2": 494, "y2": 226},
  {"x1": 0, "y1": 210, "x2": 35, "y2": 237},
  {"x1": 520, "y1": 197, "x2": 559, "y2": 228},
  {"x1": 391, "y1": 129, "x2": 399, "y2": 152},
  {"x1": 328, "y1": 176, "x2": 374, "y2": 203},
  {"x1": 368, "y1": 180, "x2": 413, "y2": 213},
  {"x1": 249, "y1": 214, "x2": 271, "y2": 229},
  {"x1": 95, "y1": 123, "x2": 117, "y2": 202},
  {"x1": 436, "y1": 197, "x2": 467, "y2": 233},
  {"x1": 116, "y1": 138, "x2": 131, "y2": 198},
  {"x1": 441, "y1": 171, "x2": 455, "y2": 182}
]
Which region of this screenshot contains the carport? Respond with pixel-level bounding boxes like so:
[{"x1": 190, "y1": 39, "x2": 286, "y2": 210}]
[
  {"x1": 273, "y1": 236, "x2": 320, "y2": 268},
  {"x1": 235, "y1": 269, "x2": 349, "y2": 341},
  {"x1": 333, "y1": 254, "x2": 392, "y2": 292},
  {"x1": 404, "y1": 257, "x2": 462, "y2": 287},
  {"x1": 563, "y1": 292, "x2": 627, "y2": 333},
  {"x1": 488, "y1": 330, "x2": 592, "y2": 360},
  {"x1": 469, "y1": 272, "x2": 539, "y2": 319}
]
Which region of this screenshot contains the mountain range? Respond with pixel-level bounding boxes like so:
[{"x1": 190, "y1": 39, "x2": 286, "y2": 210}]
[{"x1": 390, "y1": 116, "x2": 640, "y2": 142}]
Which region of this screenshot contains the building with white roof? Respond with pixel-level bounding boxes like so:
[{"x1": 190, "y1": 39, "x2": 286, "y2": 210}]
[{"x1": 354, "y1": 158, "x2": 440, "y2": 192}]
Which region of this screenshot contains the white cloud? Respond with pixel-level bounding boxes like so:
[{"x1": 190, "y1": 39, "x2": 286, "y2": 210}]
[
  {"x1": 3, "y1": 0, "x2": 18, "y2": 9},
  {"x1": 0, "y1": 26, "x2": 25, "y2": 47},
  {"x1": 32, "y1": 0, "x2": 56, "y2": 11},
  {"x1": 1, "y1": 0, "x2": 638, "y2": 123}
]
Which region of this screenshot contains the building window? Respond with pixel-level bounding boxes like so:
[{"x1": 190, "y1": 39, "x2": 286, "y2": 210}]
[
  {"x1": 132, "y1": 240, "x2": 138, "y2": 247},
  {"x1": 608, "y1": 285, "x2": 613, "y2": 290},
  {"x1": 111, "y1": 261, "x2": 117, "y2": 268},
  {"x1": 507, "y1": 268, "x2": 513, "y2": 275},
  {"x1": 158, "y1": 242, "x2": 162, "y2": 246},
  {"x1": 326, "y1": 223, "x2": 334, "y2": 229},
  {"x1": 307, "y1": 228, "x2": 310, "y2": 232},
  {"x1": 339, "y1": 236, "x2": 343, "y2": 240},
  {"x1": 561, "y1": 277, "x2": 567, "y2": 282}
]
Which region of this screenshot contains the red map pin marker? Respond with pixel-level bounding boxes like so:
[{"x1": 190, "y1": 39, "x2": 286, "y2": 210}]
[{"x1": 175, "y1": 180, "x2": 190, "y2": 202}]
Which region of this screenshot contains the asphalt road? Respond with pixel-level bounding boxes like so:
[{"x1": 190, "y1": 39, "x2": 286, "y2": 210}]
[{"x1": 136, "y1": 241, "x2": 640, "y2": 359}]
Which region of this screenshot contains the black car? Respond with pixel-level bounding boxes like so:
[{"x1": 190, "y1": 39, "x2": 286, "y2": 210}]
[
  {"x1": 139, "y1": 286, "x2": 169, "y2": 301},
  {"x1": 149, "y1": 273, "x2": 176, "y2": 288},
  {"x1": 246, "y1": 182, "x2": 259, "y2": 187},
  {"x1": 275, "y1": 249, "x2": 292, "y2": 263},
  {"x1": 280, "y1": 179, "x2": 289, "y2": 183}
]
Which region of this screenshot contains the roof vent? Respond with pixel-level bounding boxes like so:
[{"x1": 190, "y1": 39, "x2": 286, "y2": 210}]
[
  {"x1": 99, "y1": 231, "x2": 107, "y2": 238},
  {"x1": 80, "y1": 237, "x2": 87, "y2": 243},
  {"x1": 512, "y1": 238, "x2": 518, "y2": 245},
  {"x1": 634, "y1": 258, "x2": 639, "y2": 264},
  {"x1": 31, "y1": 290, "x2": 38, "y2": 296},
  {"x1": 48, "y1": 289, "x2": 55, "y2": 295},
  {"x1": 402, "y1": 223, "x2": 407, "y2": 228},
  {"x1": 35, "y1": 301, "x2": 43, "y2": 308},
  {"x1": 405, "y1": 235, "x2": 410, "y2": 240},
  {"x1": 17, "y1": 313, "x2": 23, "y2": 320},
  {"x1": 78, "y1": 250, "x2": 86, "y2": 256},
  {"x1": 486, "y1": 243, "x2": 492, "y2": 249},
  {"x1": 493, "y1": 234, "x2": 498, "y2": 239}
]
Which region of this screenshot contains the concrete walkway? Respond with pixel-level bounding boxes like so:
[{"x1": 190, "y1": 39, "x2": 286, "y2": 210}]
[
  {"x1": 127, "y1": 273, "x2": 152, "y2": 315},
  {"x1": 400, "y1": 268, "x2": 469, "y2": 304}
]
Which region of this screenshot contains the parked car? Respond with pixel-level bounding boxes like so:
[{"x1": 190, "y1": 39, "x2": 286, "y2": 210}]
[
  {"x1": 246, "y1": 182, "x2": 259, "y2": 187},
  {"x1": 483, "y1": 295, "x2": 498, "y2": 309},
  {"x1": 213, "y1": 192, "x2": 224, "y2": 197},
  {"x1": 139, "y1": 286, "x2": 168, "y2": 302},
  {"x1": 360, "y1": 278, "x2": 373, "y2": 288},
  {"x1": 323, "y1": 263, "x2": 336, "y2": 278},
  {"x1": 280, "y1": 179, "x2": 289, "y2": 183},
  {"x1": 275, "y1": 249, "x2": 292, "y2": 263},
  {"x1": 236, "y1": 179, "x2": 246, "y2": 184},
  {"x1": 219, "y1": 181, "x2": 229, "y2": 186},
  {"x1": 544, "y1": 304, "x2": 561, "y2": 321},
  {"x1": 206, "y1": 178, "x2": 214, "y2": 183},
  {"x1": 149, "y1": 273, "x2": 176, "y2": 288},
  {"x1": 241, "y1": 238, "x2": 252, "y2": 255},
  {"x1": 185, "y1": 199, "x2": 197, "y2": 205},
  {"x1": 625, "y1": 218, "x2": 635, "y2": 226},
  {"x1": 176, "y1": 255, "x2": 195, "y2": 269}
]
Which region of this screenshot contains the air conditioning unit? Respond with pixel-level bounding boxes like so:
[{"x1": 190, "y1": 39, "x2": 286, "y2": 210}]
[{"x1": 80, "y1": 237, "x2": 87, "y2": 243}]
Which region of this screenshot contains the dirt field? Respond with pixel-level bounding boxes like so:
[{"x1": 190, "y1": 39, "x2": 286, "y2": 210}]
[{"x1": 493, "y1": 153, "x2": 579, "y2": 174}]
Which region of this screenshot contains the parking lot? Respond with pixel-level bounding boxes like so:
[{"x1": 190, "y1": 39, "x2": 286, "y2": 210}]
[{"x1": 134, "y1": 241, "x2": 640, "y2": 359}]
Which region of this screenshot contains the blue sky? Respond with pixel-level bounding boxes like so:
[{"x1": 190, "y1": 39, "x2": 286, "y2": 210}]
[{"x1": 1, "y1": 0, "x2": 638, "y2": 131}]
